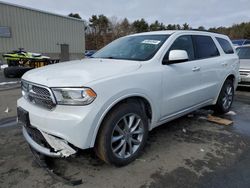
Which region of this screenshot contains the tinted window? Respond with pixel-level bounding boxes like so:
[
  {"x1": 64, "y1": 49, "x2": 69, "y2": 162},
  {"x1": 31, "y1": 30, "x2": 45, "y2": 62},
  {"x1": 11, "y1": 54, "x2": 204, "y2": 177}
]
[
  {"x1": 237, "y1": 47, "x2": 250, "y2": 59},
  {"x1": 232, "y1": 40, "x2": 244, "y2": 46},
  {"x1": 93, "y1": 35, "x2": 170, "y2": 61},
  {"x1": 216, "y1": 37, "x2": 234, "y2": 54},
  {"x1": 164, "y1": 35, "x2": 194, "y2": 61},
  {"x1": 244, "y1": 40, "x2": 250, "y2": 45},
  {"x1": 193, "y1": 35, "x2": 220, "y2": 59}
]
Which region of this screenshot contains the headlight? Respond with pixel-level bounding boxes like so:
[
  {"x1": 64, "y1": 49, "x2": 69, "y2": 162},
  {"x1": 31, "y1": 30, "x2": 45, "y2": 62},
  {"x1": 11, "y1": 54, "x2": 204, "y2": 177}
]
[
  {"x1": 52, "y1": 88, "x2": 97, "y2": 105},
  {"x1": 21, "y1": 81, "x2": 29, "y2": 99}
]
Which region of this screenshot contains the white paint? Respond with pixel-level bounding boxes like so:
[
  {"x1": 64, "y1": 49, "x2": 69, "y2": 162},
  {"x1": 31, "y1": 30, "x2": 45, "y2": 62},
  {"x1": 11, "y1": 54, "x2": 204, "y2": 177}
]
[
  {"x1": 169, "y1": 50, "x2": 188, "y2": 61},
  {"x1": 17, "y1": 30, "x2": 240, "y2": 154}
]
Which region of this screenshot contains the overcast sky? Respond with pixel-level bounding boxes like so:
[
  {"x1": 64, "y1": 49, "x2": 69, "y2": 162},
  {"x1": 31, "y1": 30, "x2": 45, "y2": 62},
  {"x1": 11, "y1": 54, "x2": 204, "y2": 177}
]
[{"x1": 2, "y1": 0, "x2": 250, "y2": 28}]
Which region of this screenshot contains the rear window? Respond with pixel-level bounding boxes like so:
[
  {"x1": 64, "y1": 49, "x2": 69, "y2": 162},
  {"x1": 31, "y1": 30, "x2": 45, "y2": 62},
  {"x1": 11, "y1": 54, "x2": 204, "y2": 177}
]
[
  {"x1": 193, "y1": 35, "x2": 220, "y2": 59},
  {"x1": 216, "y1": 37, "x2": 234, "y2": 54},
  {"x1": 237, "y1": 47, "x2": 250, "y2": 59}
]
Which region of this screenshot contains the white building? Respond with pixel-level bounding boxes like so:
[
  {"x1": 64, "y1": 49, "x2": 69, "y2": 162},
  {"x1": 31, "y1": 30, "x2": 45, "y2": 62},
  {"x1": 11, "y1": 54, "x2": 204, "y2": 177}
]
[{"x1": 0, "y1": 1, "x2": 85, "y2": 62}]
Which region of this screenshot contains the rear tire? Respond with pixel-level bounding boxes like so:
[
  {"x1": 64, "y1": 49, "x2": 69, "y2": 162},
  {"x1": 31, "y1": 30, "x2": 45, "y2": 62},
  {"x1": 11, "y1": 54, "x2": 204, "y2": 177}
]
[
  {"x1": 95, "y1": 101, "x2": 148, "y2": 166},
  {"x1": 214, "y1": 79, "x2": 234, "y2": 114},
  {"x1": 4, "y1": 67, "x2": 16, "y2": 78}
]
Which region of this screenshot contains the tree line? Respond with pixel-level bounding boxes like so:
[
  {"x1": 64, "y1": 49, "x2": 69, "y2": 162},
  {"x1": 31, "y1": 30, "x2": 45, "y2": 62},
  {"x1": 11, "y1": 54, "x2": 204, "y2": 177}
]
[{"x1": 68, "y1": 13, "x2": 250, "y2": 50}]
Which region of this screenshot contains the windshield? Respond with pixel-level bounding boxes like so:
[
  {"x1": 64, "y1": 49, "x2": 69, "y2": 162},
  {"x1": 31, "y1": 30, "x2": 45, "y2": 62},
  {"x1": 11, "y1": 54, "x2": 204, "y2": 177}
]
[
  {"x1": 92, "y1": 34, "x2": 170, "y2": 61},
  {"x1": 237, "y1": 47, "x2": 250, "y2": 59}
]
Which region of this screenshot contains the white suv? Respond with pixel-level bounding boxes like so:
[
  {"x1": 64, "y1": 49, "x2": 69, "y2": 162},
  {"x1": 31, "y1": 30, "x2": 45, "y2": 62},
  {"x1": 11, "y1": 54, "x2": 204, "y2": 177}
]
[{"x1": 17, "y1": 30, "x2": 239, "y2": 166}]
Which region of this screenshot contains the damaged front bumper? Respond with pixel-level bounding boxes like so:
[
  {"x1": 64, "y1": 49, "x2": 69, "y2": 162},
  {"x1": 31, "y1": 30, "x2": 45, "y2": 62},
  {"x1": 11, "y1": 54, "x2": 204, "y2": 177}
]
[{"x1": 22, "y1": 126, "x2": 76, "y2": 157}]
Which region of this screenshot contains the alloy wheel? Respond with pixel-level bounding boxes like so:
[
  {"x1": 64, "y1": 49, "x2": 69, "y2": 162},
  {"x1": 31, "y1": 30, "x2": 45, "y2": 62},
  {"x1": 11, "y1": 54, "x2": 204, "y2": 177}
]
[
  {"x1": 111, "y1": 113, "x2": 144, "y2": 159},
  {"x1": 222, "y1": 84, "x2": 233, "y2": 110}
]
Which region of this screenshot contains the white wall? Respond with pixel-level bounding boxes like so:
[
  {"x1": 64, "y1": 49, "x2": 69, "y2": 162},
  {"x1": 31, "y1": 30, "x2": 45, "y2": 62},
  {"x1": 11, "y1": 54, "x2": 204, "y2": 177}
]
[{"x1": 0, "y1": 2, "x2": 85, "y2": 61}]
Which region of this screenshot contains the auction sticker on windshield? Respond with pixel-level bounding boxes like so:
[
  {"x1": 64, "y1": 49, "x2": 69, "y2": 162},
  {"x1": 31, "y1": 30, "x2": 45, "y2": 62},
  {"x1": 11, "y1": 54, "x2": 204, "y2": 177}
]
[{"x1": 141, "y1": 40, "x2": 161, "y2": 45}]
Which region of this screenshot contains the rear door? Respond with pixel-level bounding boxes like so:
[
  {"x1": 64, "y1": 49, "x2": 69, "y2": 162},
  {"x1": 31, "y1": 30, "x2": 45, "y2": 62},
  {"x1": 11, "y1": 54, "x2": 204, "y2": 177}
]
[{"x1": 191, "y1": 35, "x2": 222, "y2": 101}]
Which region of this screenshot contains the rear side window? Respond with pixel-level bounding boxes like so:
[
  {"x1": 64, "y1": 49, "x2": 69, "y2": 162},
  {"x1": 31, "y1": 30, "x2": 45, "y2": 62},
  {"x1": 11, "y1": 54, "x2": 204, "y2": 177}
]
[
  {"x1": 216, "y1": 37, "x2": 234, "y2": 54},
  {"x1": 193, "y1": 35, "x2": 220, "y2": 59}
]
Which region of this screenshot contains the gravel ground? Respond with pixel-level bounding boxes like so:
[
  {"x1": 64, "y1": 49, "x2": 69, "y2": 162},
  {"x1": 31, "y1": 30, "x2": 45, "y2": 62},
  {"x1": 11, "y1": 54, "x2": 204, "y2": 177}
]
[
  {"x1": 0, "y1": 84, "x2": 250, "y2": 188},
  {"x1": 0, "y1": 70, "x2": 21, "y2": 91},
  {"x1": 0, "y1": 88, "x2": 21, "y2": 120}
]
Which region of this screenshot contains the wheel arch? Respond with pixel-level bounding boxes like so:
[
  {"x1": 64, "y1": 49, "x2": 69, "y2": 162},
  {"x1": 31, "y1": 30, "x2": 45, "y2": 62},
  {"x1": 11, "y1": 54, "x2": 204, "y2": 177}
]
[
  {"x1": 226, "y1": 74, "x2": 235, "y2": 83},
  {"x1": 214, "y1": 73, "x2": 236, "y2": 104},
  {"x1": 90, "y1": 94, "x2": 154, "y2": 147},
  {"x1": 223, "y1": 74, "x2": 236, "y2": 91}
]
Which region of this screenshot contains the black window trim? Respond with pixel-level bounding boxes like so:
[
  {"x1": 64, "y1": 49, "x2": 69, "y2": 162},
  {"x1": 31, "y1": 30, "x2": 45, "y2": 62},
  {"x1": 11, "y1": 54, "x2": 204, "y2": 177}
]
[
  {"x1": 191, "y1": 35, "x2": 220, "y2": 60},
  {"x1": 162, "y1": 34, "x2": 221, "y2": 65}
]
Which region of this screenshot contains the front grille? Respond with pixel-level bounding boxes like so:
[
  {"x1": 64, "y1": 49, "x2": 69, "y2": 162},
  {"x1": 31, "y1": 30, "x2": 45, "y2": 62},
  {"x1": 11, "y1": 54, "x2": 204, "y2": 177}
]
[
  {"x1": 32, "y1": 85, "x2": 51, "y2": 96},
  {"x1": 21, "y1": 81, "x2": 56, "y2": 110}
]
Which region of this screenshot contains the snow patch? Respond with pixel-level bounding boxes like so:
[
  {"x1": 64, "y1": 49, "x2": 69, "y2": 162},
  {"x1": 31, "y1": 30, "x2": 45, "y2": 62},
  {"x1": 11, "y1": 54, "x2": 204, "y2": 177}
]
[
  {"x1": 225, "y1": 111, "x2": 237, "y2": 116},
  {"x1": 0, "y1": 81, "x2": 20, "y2": 86},
  {"x1": 0, "y1": 64, "x2": 8, "y2": 69}
]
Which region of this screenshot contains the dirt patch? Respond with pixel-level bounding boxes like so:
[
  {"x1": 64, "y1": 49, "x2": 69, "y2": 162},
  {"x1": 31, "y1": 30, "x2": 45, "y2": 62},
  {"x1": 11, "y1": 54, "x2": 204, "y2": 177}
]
[
  {"x1": 0, "y1": 88, "x2": 21, "y2": 119},
  {"x1": 0, "y1": 91, "x2": 250, "y2": 188}
]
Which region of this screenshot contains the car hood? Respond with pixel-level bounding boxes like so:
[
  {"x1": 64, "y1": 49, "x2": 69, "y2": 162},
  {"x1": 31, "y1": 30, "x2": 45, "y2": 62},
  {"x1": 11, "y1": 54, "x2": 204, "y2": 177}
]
[
  {"x1": 240, "y1": 59, "x2": 250, "y2": 70},
  {"x1": 22, "y1": 58, "x2": 142, "y2": 87}
]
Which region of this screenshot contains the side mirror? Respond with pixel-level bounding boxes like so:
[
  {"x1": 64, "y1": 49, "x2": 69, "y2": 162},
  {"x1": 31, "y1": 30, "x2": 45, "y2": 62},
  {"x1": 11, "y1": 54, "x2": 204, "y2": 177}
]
[{"x1": 163, "y1": 50, "x2": 189, "y2": 64}]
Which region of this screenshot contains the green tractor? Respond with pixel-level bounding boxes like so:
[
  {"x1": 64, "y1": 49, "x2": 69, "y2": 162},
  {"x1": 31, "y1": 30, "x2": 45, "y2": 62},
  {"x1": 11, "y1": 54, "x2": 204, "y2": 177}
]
[{"x1": 2, "y1": 48, "x2": 59, "y2": 78}]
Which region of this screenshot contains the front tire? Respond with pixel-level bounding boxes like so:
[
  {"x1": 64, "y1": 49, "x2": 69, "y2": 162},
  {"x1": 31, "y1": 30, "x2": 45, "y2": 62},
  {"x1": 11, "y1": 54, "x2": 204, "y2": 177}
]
[
  {"x1": 214, "y1": 79, "x2": 234, "y2": 114},
  {"x1": 95, "y1": 102, "x2": 148, "y2": 166}
]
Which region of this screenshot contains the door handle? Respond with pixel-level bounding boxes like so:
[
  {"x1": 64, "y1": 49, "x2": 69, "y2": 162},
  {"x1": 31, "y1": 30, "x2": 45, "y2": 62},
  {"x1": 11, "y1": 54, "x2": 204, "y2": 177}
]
[
  {"x1": 192, "y1": 67, "x2": 200, "y2": 72},
  {"x1": 222, "y1": 62, "x2": 228, "y2": 67}
]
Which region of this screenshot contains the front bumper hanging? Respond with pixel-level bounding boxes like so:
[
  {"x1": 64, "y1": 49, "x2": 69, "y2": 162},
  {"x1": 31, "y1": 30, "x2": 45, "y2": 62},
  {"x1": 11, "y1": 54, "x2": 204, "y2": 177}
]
[{"x1": 22, "y1": 126, "x2": 76, "y2": 157}]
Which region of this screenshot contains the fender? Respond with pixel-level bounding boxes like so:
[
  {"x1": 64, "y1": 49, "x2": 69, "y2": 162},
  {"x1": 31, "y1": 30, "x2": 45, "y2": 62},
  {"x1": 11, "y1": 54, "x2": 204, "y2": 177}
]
[{"x1": 89, "y1": 92, "x2": 157, "y2": 147}]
